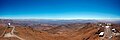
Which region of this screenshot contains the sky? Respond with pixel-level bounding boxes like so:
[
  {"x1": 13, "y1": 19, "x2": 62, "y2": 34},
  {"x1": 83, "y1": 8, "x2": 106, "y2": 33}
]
[{"x1": 0, "y1": 0, "x2": 120, "y2": 19}]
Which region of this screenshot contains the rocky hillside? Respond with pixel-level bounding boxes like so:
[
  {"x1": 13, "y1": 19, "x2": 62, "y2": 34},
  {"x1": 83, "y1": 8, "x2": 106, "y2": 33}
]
[{"x1": 0, "y1": 23, "x2": 120, "y2": 40}]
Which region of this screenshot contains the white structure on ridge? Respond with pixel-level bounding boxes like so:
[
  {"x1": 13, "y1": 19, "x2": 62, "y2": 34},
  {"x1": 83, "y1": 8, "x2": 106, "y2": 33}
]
[
  {"x1": 8, "y1": 23, "x2": 11, "y2": 26},
  {"x1": 4, "y1": 23, "x2": 25, "y2": 40}
]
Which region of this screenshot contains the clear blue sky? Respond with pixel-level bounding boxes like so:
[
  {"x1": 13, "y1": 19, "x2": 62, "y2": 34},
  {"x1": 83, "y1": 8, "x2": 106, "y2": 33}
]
[{"x1": 0, "y1": 0, "x2": 120, "y2": 19}]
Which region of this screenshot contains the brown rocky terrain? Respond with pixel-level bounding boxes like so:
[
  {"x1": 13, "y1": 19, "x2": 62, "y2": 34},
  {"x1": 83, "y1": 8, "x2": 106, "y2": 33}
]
[{"x1": 0, "y1": 19, "x2": 120, "y2": 40}]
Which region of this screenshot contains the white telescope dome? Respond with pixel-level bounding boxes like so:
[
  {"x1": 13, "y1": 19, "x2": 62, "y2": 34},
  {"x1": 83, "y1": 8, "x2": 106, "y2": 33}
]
[
  {"x1": 112, "y1": 29, "x2": 115, "y2": 30},
  {"x1": 8, "y1": 23, "x2": 11, "y2": 25},
  {"x1": 99, "y1": 32, "x2": 104, "y2": 35},
  {"x1": 105, "y1": 26, "x2": 110, "y2": 28}
]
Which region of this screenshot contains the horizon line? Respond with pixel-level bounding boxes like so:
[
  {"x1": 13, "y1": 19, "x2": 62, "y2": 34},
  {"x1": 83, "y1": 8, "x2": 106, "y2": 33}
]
[{"x1": 0, "y1": 18, "x2": 120, "y2": 20}]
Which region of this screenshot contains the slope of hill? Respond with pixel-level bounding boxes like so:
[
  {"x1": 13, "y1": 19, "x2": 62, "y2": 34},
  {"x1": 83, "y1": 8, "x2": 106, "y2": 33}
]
[{"x1": 0, "y1": 19, "x2": 120, "y2": 40}]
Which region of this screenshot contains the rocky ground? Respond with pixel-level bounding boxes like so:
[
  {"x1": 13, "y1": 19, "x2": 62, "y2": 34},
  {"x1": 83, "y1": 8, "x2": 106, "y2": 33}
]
[{"x1": 0, "y1": 23, "x2": 120, "y2": 40}]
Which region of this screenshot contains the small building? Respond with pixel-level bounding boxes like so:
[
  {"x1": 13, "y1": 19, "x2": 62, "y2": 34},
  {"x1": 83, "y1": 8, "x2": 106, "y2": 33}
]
[
  {"x1": 8, "y1": 23, "x2": 11, "y2": 26},
  {"x1": 112, "y1": 28, "x2": 117, "y2": 33},
  {"x1": 99, "y1": 32, "x2": 104, "y2": 37},
  {"x1": 105, "y1": 26, "x2": 110, "y2": 28},
  {"x1": 107, "y1": 23, "x2": 111, "y2": 26}
]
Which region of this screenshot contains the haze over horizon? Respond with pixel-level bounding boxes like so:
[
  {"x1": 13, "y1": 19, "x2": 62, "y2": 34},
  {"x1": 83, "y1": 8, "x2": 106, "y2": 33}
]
[{"x1": 0, "y1": 0, "x2": 120, "y2": 19}]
